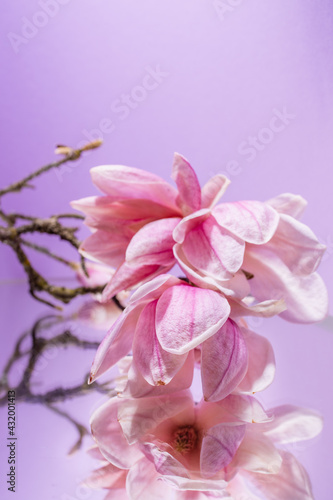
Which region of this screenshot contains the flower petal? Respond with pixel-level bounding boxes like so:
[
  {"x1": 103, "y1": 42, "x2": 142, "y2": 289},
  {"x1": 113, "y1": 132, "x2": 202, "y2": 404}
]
[
  {"x1": 133, "y1": 301, "x2": 188, "y2": 386},
  {"x1": 90, "y1": 397, "x2": 142, "y2": 469},
  {"x1": 84, "y1": 463, "x2": 127, "y2": 490},
  {"x1": 246, "y1": 451, "x2": 314, "y2": 500},
  {"x1": 91, "y1": 164, "x2": 180, "y2": 212},
  {"x1": 233, "y1": 431, "x2": 282, "y2": 474},
  {"x1": 156, "y1": 285, "x2": 230, "y2": 354},
  {"x1": 229, "y1": 297, "x2": 286, "y2": 319},
  {"x1": 200, "y1": 424, "x2": 246, "y2": 477},
  {"x1": 123, "y1": 352, "x2": 195, "y2": 399},
  {"x1": 266, "y1": 193, "x2": 307, "y2": 219},
  {"x1": 80, "y1": 230, "x2": 130, "y2": 268},
  {"x1": 126, "y1": 217, "x2": 180, "y2": 266},
  {"x1": 201, "y1": 175, "x2": 231, "y2": 209},
  {"x1": 126, "y1": 458, "x2": 172, "y2": 500},
  {"x1": 89, "y1": 309, "x2": 139, "y2": 383},
  {"x1": 172, "y1": 153, "x2": 202, "y2": 215},
  {"x1": 142, "y1": 443, "x2": 189, "y2": 477},
  {"x1": 213, "y1": 201, "x2": 279, "y2": 244},
  {"x1": 243, "y1": 248, "x2": 328, "y2": 323},
  {"x1": 180, "y1": 216, "x2": 245, "y2": 280},
  {"x1": 160, "y1": 474, "x2": 228, "y2": 493},
  {"x1": 201, "y1": 320, "x2": 248, "y2": 402},
  {"x1": 235, "y1": 327, "x2": 275, "y2": 394},
  {"x1": 262, "y1": 213, "x2": 326, "y2": 275},
  {"x1": 262, "y1": 405, "x2": 323, "y2": 444}
]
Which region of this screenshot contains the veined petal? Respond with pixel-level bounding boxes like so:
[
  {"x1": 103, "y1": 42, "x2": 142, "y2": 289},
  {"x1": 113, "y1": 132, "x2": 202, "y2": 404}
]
[
  {"x1": 172, "y1": 153, "x2": 202, "y2": 215},
  {"x1": 90, "y1": 397, "x2": 142, "y2": 469},
  {"x1": 102, "y1": 262, "x2": 171, "y2": 301},
  {"x1": 129, "y1": 274, "x2": 182, "y2": 306},
  {"x1": 126, "y1": 217, "x2": 180, "y2": 266},
  {"x1": 123, "y1": 352, "x2": 194, "y2": 399},
  {"x1": 126, "y1": 458, "x2": 171, "y2": 500},
  {"x1": 201, "y1": 175, "x2": 231, "y2": 209},
  {"x1": 133, "y1": 301, "x2": 188, "y2": 386},
  {"x1": 235, "y1": 328, "x2": 275, "y2": 394},
  {"x1": 213, "y1": 201, "x2": 279, "y2": 244},
  {"x1": 261, "y1": 405, "x2": 323, "y2": 444},
  {"x1": 80, "y1": 230, "x2": 130, "y2": 268},
  {"x1": 91, "y1": 164, "x2": 180, "y2": 212},
  {"x1": 266, "y1": 193, "x2": 307, "y2": 219},
  {"x1": 229, "y1": 297, "x2": 286, "y2": 319},
  {"x1": 89, "y1": 309, "x2": 139, "y2": 383},
  {"x1": 200, "y1": 424, "x2": 246, "y2": 478},
  {"x1": 181, "y1": 216, "x2": 245, "y2": 280},
  {"x1": 262, "y1": 213, "x2": 326, "y2": 275},
  {"x1": 246, "y1": 451, "x2": 314, "y2": 500},
  {"x1": 201, "y1": 320, "x2": 248, "y2": 402},
  {"x1": 156, "y1": 286, "x2": 230, "y2": 354}
]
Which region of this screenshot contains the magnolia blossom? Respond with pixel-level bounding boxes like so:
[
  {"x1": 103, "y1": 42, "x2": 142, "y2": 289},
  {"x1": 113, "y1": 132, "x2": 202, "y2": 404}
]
[
  {"x1": 89, "y1": 392, "x2": 322, "y2": 499},
  {"x1": 71, "y1": 154, "x2": 229, "y2": 300},
  {"x1": 72, "y1": 154, "x2": 327, "y2": 323},
  {"x1": 88, "y1": 275, "x2": 276, "y2": 402}
]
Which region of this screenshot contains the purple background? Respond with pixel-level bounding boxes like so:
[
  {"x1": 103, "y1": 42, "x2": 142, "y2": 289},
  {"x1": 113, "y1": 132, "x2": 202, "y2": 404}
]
[{"x1": 1, "y1": 0, "x2": 333, "y2": 498}]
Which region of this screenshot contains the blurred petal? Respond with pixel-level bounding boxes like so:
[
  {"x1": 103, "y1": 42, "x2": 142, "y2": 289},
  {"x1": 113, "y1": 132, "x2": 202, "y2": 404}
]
[
  {"x1": 126, "y1": 458, "x2": 171, "y2": 500},
  {"x1": 156, "y1": 285, "x2": 230, "y2": 354},
  {"x1": 126, "y1": 217, "x2": 180, "y2": 266},
  {"x1": 133, "y1": 301, "x2": 188, "y2": 386},
  {"x1": 234, "y1": 431, "x2": 282, "y2": 474},
  {"x1": 213, "y1": 201, "x2": 279, "y2": 244},
  {"x1": 229, "y1": 297, "x2": 286, "y2": 319},
  {"x1": 235, "y1": 328, "x2": 275, "y2": 394},
  {"x1": 172, "y1": 153, "x2": 202, "y2": 215},
  {"x1": 201, "y1": 320, "x2": 248, "y2": 402},
  {"x1": 90, "y1": 397, "x2": 142, "y2": 469},
  {"x1": 201, "y1": 175, "x2": 231, "y2": 209},
  {"x1": 262, "y1": 405, "x2": 323, "y2": 444},
  {"x1": 247, "y1": 451, "x2": 314, "y2": 500},
  {"x1": 84, "y1": 463, "x2": 127, "y2": 490},
  {"x1": 80, "y1": 230, "x2": 129, "y2": 268},
  {"x1": 263, "y1": 213, "x2": 326, "y2": 275},
  {"x1": 161, "y1": 474, "x2": 228, "y2": 492},
  {"x1": 244, "y1": 248, "x2": 329, "y2": 323},
  {"x1": 266, "y1": 193, "x2": 307, "y2": 219},
  {"x1": 201, "y1": 424, "x2": 246, "y2": 477},
  {"x1": 142, "y1": 443, "x2": 190, "y2": 477}
]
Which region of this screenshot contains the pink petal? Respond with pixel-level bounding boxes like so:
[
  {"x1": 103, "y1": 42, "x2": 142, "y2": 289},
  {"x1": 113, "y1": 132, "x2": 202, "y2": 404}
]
[
  {"x1": 201, "y1": 320, "x2": 248, "y2": 402},
  {"x1": 80, "y1": 230, "x2": 130, "y2": 268},
  {"x1": 84, "y1": 463, "x2": 127, "y2": 490},
  {"x1": 262, "y1": 213, "x2": 326, "y2": 275},
  {"x1": 161, "y1": 474, "x2": 228, "y2": 493},
  {"x1": 266, "y1": 193, "x2": 307, "y2": 219},
  {"x1": 172, "y1": 153, "x2": 202, "y2": 215},
  {"x1": 91, "y1": 164, "x2": 180, "y2": 212},
  {"x1": 126, "y1": 458, "x2": 173, "y2": 500},
  {"x1": 243, "y1": 248, "x2": 328, "y2": 323},
  {"x1": 141, "y1": 443, "x2": 189, "y2": 477},
  {"x1": 133, "y1": 301, "x2": 188, "y2": 386},
  {"x1": 233, "y1": 431, "x2": 282, "y2": 474},
  {"x1": 156, "y1": 285, "x2": 230, "y2": 354},
  {"x1": 247, "y1": 451, "x2": 314, "y2": 500},
  {"x1": 200, "y1": 424, "x2": 246, "y2": 477},
  {"x1": 201, "y1": 175, "x2": 230, "y2": 209},
  {"x1": 180, "y1": 216, "x2": 245, "y2": 280},
  {"x1": 174, "y1": 242, "x2": 251, "y2": 299},
  {"x1": 90, "y1": 397, "x2": 142, "y2": 469},
  {"x1": 102, "y1": 262, "x2": 171, "y2": 301},
  {"x1": 89, "y1": 309, "x2": 139, "y2": 383},
  {"x1": 126, "y1": 217, "x2": 180, "y2": 266},
  {"x1": 117, "y1": 391, "x2": 194, "y2": 444},
  {"x1": 104, "y1": 490, "x2": 129, "y2": 500},
  {"x1": 213, "y1": 201, "x2": 279, "y2": 244},
  {"x1": 229, "y1": 297, "x2": 286, "y2": 318},
  {"x1": 235, "y1": 327, "x2": 275, "y2": 394},
  {"x1": 129, "y1": 274, "x2": 182, "y2": 306},
  {"x1": 261, "y1": 405, "x2": 323, "y2": 444},
  {"x1": 123, "y1": 352, "x2": 195, "y2": 399}
]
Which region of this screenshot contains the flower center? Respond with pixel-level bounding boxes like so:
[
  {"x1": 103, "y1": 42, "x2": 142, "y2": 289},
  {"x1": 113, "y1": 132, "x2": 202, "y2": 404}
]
[{"x1": 173, "y1": 425, "x2": 198, "y2": 454}]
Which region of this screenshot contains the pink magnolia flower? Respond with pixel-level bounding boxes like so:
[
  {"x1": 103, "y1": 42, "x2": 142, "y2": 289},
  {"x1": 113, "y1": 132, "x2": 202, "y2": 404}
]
[
  {"x1": 173, "y1": 189, "x2": 328, "y2": 324},
  {"x1": 71, "y1": 154, "x2": 229, "y2": 300},
  {"x1": 89, "y1": 275, "x2": 276, "y2": 402},
  {"x1": 90, "y1": 392, "x2": 322, "y2": 499}
]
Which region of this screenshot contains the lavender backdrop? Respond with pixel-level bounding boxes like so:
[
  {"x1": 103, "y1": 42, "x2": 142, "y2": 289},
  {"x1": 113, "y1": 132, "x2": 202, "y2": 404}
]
[{"x1": 1, "y1": 1, "x2": 333, "y2": 499}]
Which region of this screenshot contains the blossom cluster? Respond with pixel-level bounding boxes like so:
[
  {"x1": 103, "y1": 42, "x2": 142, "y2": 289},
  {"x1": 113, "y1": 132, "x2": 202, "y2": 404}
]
[{"x1": 72, "y1": 154, "x2": 328, "y2": 499}]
